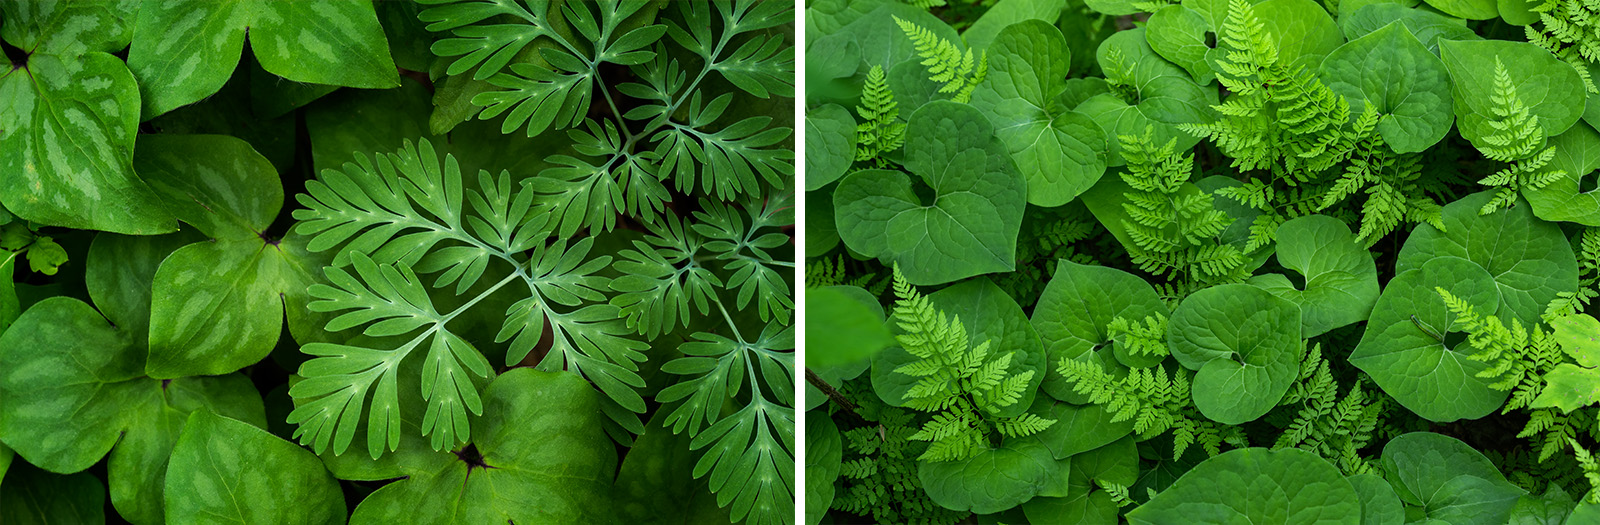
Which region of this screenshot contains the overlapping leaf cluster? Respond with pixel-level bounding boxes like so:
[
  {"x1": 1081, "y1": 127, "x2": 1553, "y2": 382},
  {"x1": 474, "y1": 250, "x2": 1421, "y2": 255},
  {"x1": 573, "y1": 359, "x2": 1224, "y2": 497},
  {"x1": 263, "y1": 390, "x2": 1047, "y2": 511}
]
[
  {"x1": 0, "y1": 1, "x2": 795, "y2": 524},
  {"x1": 805, "y1": 0, "x2": 1600, "y2": 523}
]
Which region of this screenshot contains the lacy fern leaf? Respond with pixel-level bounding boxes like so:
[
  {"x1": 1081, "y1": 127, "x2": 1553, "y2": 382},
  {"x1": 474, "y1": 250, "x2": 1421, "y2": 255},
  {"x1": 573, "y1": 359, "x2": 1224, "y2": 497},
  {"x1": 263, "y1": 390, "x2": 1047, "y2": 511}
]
[
  {"x1": 855, "y1": 65, "x2": 907, "y2": 166},
  {"x1": 893, "y1": 16, "x2": 987, "y2": 103}
]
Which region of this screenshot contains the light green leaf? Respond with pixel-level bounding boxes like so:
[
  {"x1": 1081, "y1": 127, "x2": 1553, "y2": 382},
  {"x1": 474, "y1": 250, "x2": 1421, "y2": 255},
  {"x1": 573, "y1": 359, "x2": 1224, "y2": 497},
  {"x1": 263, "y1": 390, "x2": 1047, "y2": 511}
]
[
  {"x1": 973, "y1": 20, "x2": 1109, "y2": 207},
  {"x1": 1348, "y1": 473, "x2": 1405, "y2": 525},
  {"x1": 805, "y1": 104, "x2": 856, "y2": 191},
  {"x1": 1441, "y1": 39, "x2": 1587, "y2": 148},
  {"x1": 350, "y1": 369, "x2": 615, "y2": 523},
  {"x1": 1380, "y1": 432, "x2": 1525, "y2": 524},
  {"x1": 0, "y1": 252, "x2": 17, "y2": 335},
  {"x1": 1395, "y1": 192, "x2": 1579, "y2": 327},
  {"x1": 1127, "y1": 448, "x2": 1361, "y2": 525},
  {"x1": 1076, "y1": 29, "x2": 1215, "y2": 165},
  {"x1": 1529, "y1": 363, "x2": 1600, "y2": 412},
  {"x1": 962, "y1": 0, "x2": 1064, "y2": 49},
  {"x1": 0, "y1": 52, "x2": 175, "y2": 234},
  {"x1": 1525, "y1": 122, "x2": 1600, "y2": 226},
  {"x1": 919, "y1": 437, "x2": 1056, "y2": 514},
  {"x1": 1032, "y1": 259, "x2": 1168, "y2": 401},
  {"x1": 834, "y1": 101, "x2": 1025, "y2": 286},
  {"x1": 139, "y1": 134, "x2": 281, "y2": 241},
  {"x1": 1168, "y1": 284, "x2": 1302, "y2": 424},
  {"x1": 0, "y1": 462, "x2": 105, "y2": 523},
  {"x1": 805, "y1": 410, "x2": 843, "y2": 525},
  {"x1": 0, "y1": 296, "x2": 266, "y2": 525},
  {"x1": 86, "y1": 231, "x2": 205, "y2": 344},
  {"x1": 1027, "y1": 399, "x2": 1136, "y2": 459},
  {"x1": 127, "y1": 0, "x2": 399, "y2": 119},
  {"x1": 1319, "y1": 22, "x2": 1453, "y2": 153},
  {"x1": 1507, "y1": 485, "x2": 1578, "y2": 525},
  {"x1": 1145, "y1": 6, "x2": 1214, "y2": 85},
  {"x1": 1553, "y1": 314, "x2": 1600, "y2": 368},
  {"x1": 1339, "y1": 4, "x2": 1477, "y2": 53},
  {"x1": 1351, "y1": 256, "x2": 1508, "y2": 422},
  {"x1": 1248, "y1": 215, "x2": 1379, "y2": 338},
  {"x1": 806, "y1": 286, "x2": 893, "y2": 367},
  {"x1": 1253, "y1": 0, "x2": 1345, "y2": 71},
  {"x1": 164, "y1": 411, "x2": 345, "y2": 524},
  {"x1": 0, "y1": 0, "x2": 138, "y2": 55},
  {"x1": 1420, "y1": 0, "x2": 1499, "y2": 18}
]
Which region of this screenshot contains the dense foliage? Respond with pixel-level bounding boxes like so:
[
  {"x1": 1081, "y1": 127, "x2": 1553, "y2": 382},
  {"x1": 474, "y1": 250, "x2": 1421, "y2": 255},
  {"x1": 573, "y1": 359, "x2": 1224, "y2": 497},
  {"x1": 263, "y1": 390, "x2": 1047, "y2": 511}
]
[
  {"x1": 0, "y1": 0, "x2": 795, "y2": 523},
  {"x1": 804, "y1": 0, "x2": 1600, "y2": 523}
]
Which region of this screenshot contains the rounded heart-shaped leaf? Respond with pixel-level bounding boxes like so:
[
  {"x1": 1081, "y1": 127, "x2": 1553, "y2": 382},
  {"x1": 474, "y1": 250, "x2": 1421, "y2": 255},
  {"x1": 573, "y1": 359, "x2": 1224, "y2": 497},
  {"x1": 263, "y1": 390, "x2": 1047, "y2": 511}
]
[
  {"x1": 1127, "y1": 448, "x2": 1361, "y2": 525},
  {"x1": 1168, "y1": 284, "x2": 1301, "y2": 424}
]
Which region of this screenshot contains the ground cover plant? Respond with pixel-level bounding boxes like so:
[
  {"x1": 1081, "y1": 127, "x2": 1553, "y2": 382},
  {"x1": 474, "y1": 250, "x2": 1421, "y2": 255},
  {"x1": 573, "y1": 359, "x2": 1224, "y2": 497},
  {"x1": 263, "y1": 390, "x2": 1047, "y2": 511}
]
[
  {"x1": 0, "y1": 0, "x2": 795, "y2": 523},
  {"x1": 803, "y1": 0, "x2": 1600, "y2": 523}
]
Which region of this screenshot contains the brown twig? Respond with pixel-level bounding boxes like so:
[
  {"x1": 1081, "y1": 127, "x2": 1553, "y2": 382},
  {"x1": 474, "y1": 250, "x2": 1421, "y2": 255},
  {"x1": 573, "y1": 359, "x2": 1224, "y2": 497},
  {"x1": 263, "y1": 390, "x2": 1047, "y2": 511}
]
[{"x1": 806, "y1": 368, "x2": 870, "y2": 426}]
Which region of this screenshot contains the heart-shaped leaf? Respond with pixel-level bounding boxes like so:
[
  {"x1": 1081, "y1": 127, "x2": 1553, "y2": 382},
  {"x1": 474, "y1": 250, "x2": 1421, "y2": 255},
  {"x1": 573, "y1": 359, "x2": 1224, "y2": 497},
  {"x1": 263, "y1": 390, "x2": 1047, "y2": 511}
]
[
  {"x1": 1248, "y1": 215, "x2": 1379, "y2": 338},
  {"x1": 1319, "y1": 22, "x2": 1454, "y2": 153},
  {"x1": 164, "y1": 411, "x2": 345, "y2": 524},
  {"x1": 1380, "y1": 432, "x2": 1525, "y2": 524},
  {"x1": 1032, "y1": 260, "x2": 1168, "y2": 402},
  {"x1": 1168, "y1": 284, "x2": 1302, "y2": 424},
  {"x1": 1127, "y1": 448, "x2": 1361, "y2": 525}
]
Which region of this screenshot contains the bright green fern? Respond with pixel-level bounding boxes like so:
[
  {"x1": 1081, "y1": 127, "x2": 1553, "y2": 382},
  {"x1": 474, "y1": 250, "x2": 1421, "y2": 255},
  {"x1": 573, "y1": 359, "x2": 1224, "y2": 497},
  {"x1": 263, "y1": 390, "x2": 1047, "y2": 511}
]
[
  {"x1": 1317, "y1": 121, "x2": 1444, "y2": 245},
  {"x1": 1474, "y1": 58, "x2": 1566, "y2": 215},
  {"x1": 1527, "y1": 0, "x2": 1600, "y2": 93},
  {"x1": 890, "y1": 266, "x2": 1055, "y2": 462},
  {"x1": 1436, "y1": 288, "x2": 1563, "y2": 413},
  {"x1": 1273, "y1": 345, "x2": 1385, "y2": 475},
  {"x1": 856, "y1": 65, "x2": 907, "y2": 166},
  {"x1": 893, "y1": 16, "x2": 988, "y2": 104},
  {"x1": 1118, "y1": 126, "x2": 1247, "y2": 295},
  {"x1": 1056, "y1": 357, "x2": 1242, "y2": 459},
  {"x1": 1108, "y1": 314, "x2": 1170, "y2": 360}
]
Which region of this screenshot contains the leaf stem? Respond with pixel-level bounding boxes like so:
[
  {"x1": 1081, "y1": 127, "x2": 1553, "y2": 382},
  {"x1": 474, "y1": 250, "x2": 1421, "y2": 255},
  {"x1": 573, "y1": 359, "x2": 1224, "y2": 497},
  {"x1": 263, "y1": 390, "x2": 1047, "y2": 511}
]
[{"x1": 805, "y1": 368, "x2": 869, "y2": 426}]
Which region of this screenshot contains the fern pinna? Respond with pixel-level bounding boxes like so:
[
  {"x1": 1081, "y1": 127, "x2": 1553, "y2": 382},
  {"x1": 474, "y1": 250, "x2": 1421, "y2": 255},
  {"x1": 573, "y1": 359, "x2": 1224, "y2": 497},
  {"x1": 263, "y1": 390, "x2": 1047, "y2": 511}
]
[
  {"x1": 889, "y1": 266, "x2": 1054, "y2": 462},
  {"x1": 288, "y1": 1, "x2": 796, "y2": 524}
]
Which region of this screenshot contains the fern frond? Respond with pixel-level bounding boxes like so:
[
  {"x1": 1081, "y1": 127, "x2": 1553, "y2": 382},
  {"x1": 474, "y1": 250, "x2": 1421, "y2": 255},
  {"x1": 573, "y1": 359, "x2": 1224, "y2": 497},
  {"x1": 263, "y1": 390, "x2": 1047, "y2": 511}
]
[
  {"x1": 893, "y1": 16, "x2": 987, "y2": 103},
  {"x1": 856, "y1": 65, "x2": 907, "y2": 166}
]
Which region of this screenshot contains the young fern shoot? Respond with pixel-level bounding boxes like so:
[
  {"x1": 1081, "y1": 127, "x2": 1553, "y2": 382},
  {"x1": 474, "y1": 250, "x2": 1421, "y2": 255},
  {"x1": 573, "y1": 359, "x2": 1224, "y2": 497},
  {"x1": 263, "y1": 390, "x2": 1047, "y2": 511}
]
[{"x1": 889, "y1": 266, "x2": 1054, "y2": 461}]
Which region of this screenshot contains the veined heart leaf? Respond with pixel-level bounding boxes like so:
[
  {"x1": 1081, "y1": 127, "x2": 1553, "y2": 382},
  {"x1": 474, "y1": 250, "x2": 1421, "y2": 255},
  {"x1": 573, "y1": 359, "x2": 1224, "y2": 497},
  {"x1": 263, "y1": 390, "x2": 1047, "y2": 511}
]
[
  {"x1": 164, "y1": 411, "x2": 345, "y2": 524},
  {"x1": 973, "y1": 20, "x2": 1108, "y2": 206},
  {"x1": 1168, "y1": 284, "x2": 1302, "y2": 424},
  {"x1": 1248, "y1": 215, "x2": 1379, "y2": 338},
  {"x1": 918, "y1": 437, "x2": 1057, "y2": 514},
  {"x1": 1351, "y1": 256, "x2": 1508, "y2": 422},
  {"x1": 1380, "y1": 432, "x2": 1526, "y2": 524},
  {"x1": 1524, "y1": 121, "x2": 1600, "y2": 226},
  {"x1": 1319, "y1": 22, "x2": 1454, "y2": 153},
  {"x1": 834, "y1": 101, "x2": 1026, "y2": 285},
  {"x1": 1075, "y1": 29, "x2": 1215, "y2": 165},
  {"x1": 1127, "y1": 448, "x2": 1362, "y2": 525},
  {"x1": 1032, "y1": 259, "x2": 1169, "y2": 402},
  {"x1": 128, "y1": 0, "x2": 399, "y2": 119},
  {"x1": 1440, "y1": 39, "x2": 1586, "y2": 149}
]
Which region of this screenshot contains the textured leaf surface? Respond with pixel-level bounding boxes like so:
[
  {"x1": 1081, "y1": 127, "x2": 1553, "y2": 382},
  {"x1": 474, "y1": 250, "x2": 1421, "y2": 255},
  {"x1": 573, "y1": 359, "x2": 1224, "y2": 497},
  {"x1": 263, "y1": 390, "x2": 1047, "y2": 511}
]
[
  {"x1": 1395, "y1": 192, "x2": 1578, "y2": 326},
  {"x1": 805, "y1": 104, "x2": 855, "y2": 191},
  {"x1": 919, "y1": 438, "x2": 1056, "y2": 514},
  {"x1": 128, "y1": 0, "x2": 399, "y2": 118},
  {"x1": 613, "y1": 412, "x2": 732, "y2": 525},
  {"x1": 1441, "y1": 40, "x2": 1587, "y2": 147},
  {"x1": 1421, "y1": 0, "x2": 1499, "y2": 19},
  {"x1": 1021, "y1": 436, "x2": 1138, "y2": 525},
  {"x1": 1339, "y1": 4, "x2": 1479, "y2": 53},
  {"x1": 164, "y1": 411, "x2": 345, "y2": 524},
  {"x1": 349, "y1": 369, "x2": 616, "y2": 524},
  {"x1": 1127, "y1": 448, "x2": 1361, "y2": 525},
  {"x1": 1380, "y1": 432, "x2": 1525, "y2": 524},
  {"x1": 1032, "y1": 260, "x2": 1168, "y2": 401},
  {"x1": 1351, "y1": 257, "x2": 1508, "y2": 422},
  {"x1": 973, "y1": 20, "x2": 1107, "y2": 206},
  {"x1": 1145, "y1": 6, "x2": 1214, "y2": 85},
  {"x1": 0, "y1": 0, "x2": 137, "y2": 55},
  {"x1": 1529, "y1": 363, "x2": 1600, "y2": 412},
  {"x1": 1525, "y1": 122, "x2": 1600, "y2": 226},
  {"x1": 1169, "y1": 284, "x2": 1302, "y2": 424},
  {"x1": 1248, "y1": 215, "x2": 1379, "y2": 338},
  {"x1": 834, "y1": 101, "x2": 1025, "y2": 285},
  {"x1": 1319, "y1": 22, "x2": 1453, "y2": 153},
  {"x1": 1076, "y1": 29, "x2": 1214, "y2": 165},
  {"x1": 0, "y1": 52, "x2": 175, "y2": 234},
  {"x1": 804, "y1": 410, "x2": 842, "y2": 525},
  {"x1": 1348, "y1": 473, "x2": 1405, "y2": 525}
]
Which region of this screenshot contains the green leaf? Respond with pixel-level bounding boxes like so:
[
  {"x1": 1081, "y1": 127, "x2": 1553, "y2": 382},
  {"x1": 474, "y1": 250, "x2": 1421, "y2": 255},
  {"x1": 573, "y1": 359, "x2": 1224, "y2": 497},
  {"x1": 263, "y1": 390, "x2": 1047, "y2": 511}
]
[
  {"x1": 0, "y1": 296, "x2": 266, "y2": 525},
  {"x1": 1028, "y1": 400, "x2": 1136, "y2": 460},
  {"x1": 137, "y1": 135, "x2": 318, "y2": 379},
  {"x1": 833, "y1": 101, "x2": 1026, "y2": 285},
  {"x1": 349, "y1": 369, "x2": 617, "y2": 524},
  {"x1": 0, "y1": 0, "x2": 137, "y2": 55},
  {"x1": 973, "y1": 20, "x2": 1109, "y2": 207},
  {"x1": 1145, "y1": 6, "x2": 1215, "y2": 85},
  {"x1": 1441, "y1": 39, "x2": 1587, "y2": 148},
  {"x1": 1339, "y1": 4, "x2": 1479, "y2": 53},
  {"x1": 1319, "y1": 22, "x2": 1453, "y2": 153},
  {"x1": 1021, "y1": 436, "x2": 1139, "y2": 525},
  {"x1": 614, "y1": 412, "x2": 733, "y2": 524},
  {"x1": 1248, "y1": 215, "x2": 1379, "y2": 338},
  {"x1": 1553, "y1": 314, "x2": 1600, "y2": 368},
  {"x1": 1076, "y1": 29, "x2": 1215, "y2": 165},
  {"x1": 1252, "y1": 0, "x2": 1345, "y2": 71},
  {"x1": 1380, "y1": 432, "x2": 1526, "y2": 524},
  {"x1": 804, "y1": 410, "x2": 843, "y2": 525},
  {"x1": 164, "y1": 411, "x2": 345, "y2": 524},
  {"x1": 1420, "y1": 0, "x2": 1499, "y2": 19},
  {"x1": 1529, "y1": 363, "x2": 1600, "y2": 412},
  {"x1": 1524, "y1": 122, "x2": 1600, "y2": 226},
  {"x1": 1168, "y1": 284, "x2": 1302, "y2": 424},
  {"x1": 1395, "y1": 192, "x2": 1579, "y2": 327},
  {"x1": 805, "y1": 286, "x2": 893, "y2": 367},
  {"x1": 1032, "y1": 260, "x2": 1169, "y2": 401},
  {"x1": 0, "y1": 252, "x2": 16, "y2": 334},
  {"x1": 962, "y1": 0, "x2": 1064, "y2": 49},
  {"x1": 0, "y1": 52, "x2": 175, "y2": 234},
  {"x1": 1127, "y1": 448, "x2": 1362, "y2": 525},
  {"x1": 1507, "y1": 485, "x2": 1578, "y2": 525},
  {"x1": 127, "y1": 0, "x2": 399, "y2": 119},
  {"x1": 805, "y1": 104, "x2": 856, "y2": 191},
  {"x1": 1348, "y1": 473, "x2": 1406, "y2": 525},
  {"x1": 1351, "y1": 256, "x2": 1508, "y2": 422},
  {"x1": 0, "y1": 462, "x2": 105, "y2": 523},
  {"x1": 919, "y1": 437, "x2": 1057, "y2": 514}
]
